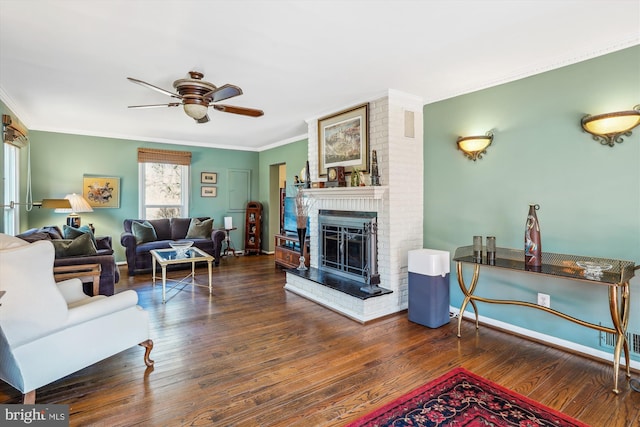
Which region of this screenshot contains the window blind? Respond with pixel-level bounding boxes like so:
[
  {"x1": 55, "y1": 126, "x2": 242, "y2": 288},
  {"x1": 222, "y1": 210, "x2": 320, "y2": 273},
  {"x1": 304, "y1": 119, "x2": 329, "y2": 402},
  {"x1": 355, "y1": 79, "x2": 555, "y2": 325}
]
[{"x1": 137, "y1": 147, "x2": 192, "y2": 165}]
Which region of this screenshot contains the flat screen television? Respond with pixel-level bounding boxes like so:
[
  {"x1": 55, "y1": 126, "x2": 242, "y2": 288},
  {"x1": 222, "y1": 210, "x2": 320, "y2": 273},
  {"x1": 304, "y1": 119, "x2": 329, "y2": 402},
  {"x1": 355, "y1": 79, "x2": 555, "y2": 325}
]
[{"x1": 283, "y1": 196, "x2": 309, "y2": 235}]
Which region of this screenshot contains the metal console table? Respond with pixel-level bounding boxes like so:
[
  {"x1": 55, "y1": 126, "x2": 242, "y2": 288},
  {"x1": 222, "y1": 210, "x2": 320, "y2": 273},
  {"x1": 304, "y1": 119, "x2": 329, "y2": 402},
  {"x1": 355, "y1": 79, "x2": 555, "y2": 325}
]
[{"x1": 453, "y1": 245, "x2": 635, "y2": 394}]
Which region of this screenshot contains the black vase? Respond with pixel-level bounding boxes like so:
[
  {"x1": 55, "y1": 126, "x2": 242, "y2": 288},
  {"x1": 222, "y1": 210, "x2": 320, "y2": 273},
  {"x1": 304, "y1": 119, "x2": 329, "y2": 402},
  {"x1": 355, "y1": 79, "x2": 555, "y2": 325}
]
[{"x1": 296, "y1": 227, "x2": 307, "y2": 270}]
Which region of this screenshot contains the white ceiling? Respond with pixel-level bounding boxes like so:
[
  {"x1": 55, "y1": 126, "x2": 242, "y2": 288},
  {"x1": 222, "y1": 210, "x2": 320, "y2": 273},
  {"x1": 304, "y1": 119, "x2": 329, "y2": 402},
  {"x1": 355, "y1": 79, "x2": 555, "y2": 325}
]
[{"x1": 1, "y1": 0, "x2": 638, "y2": 152}]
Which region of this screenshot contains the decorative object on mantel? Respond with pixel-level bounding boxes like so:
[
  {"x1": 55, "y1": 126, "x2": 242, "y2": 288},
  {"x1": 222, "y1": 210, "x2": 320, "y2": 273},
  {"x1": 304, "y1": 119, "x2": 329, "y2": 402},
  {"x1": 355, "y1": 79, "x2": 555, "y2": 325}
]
[
  {"x1": 581, "y1": 105, "x2": 640, "y2": 146},
  {"x1": 317, "y1": 103, "x2": 369, "y2": 176},
  {"x1": 456, "y1": 131, "x2": 493, "y2": 161},
  {"x1": 295, "y1": 187, "x2": 312, "y2": 270},
  {"x1": 304, "y1": 160, "x2": 311, "y2": 189},
  {"x1": 326, "y1": 166, "x2": 346, "y2": 187},
  {"x1": 524, "y1": 204, "x2": 542, "y2": 270},
  {"x1": 350, "y1": 168, "x2": 362, "y2": 187},
  {"x1": 370, "y1": 150, "x2": 380, "y2": 186}
]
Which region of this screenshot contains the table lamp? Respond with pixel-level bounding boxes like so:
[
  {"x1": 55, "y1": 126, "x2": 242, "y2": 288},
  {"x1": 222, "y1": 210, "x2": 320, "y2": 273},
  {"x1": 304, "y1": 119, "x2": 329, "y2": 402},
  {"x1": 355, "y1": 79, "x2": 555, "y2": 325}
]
[
  {"x1": 224, "y1": 217, "x2": 233, "y2": 230},
  {"x1": 55, "y1": 193, "x2": 93, "y2": 228}
]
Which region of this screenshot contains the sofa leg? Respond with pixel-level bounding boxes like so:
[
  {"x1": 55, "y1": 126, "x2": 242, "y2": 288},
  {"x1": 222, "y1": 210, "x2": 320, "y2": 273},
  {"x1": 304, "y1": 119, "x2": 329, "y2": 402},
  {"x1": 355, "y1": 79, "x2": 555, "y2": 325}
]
[
  {"x1": 22, "y1": 390, "x2": 35, "y2": 404},
  {"x1": 139, "y1": 339, "x2": 154, "y2": 367}
]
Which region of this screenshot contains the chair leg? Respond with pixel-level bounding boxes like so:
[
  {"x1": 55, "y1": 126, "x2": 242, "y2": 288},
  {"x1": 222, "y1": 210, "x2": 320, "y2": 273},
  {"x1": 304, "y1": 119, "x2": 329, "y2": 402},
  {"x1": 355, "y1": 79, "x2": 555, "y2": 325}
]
[
  {"x1": 139, "y1": 339, "x2": 154, "y2": 367},
  {"x1": 22, "y1": 390, "x2": 35, "y2": 404}
]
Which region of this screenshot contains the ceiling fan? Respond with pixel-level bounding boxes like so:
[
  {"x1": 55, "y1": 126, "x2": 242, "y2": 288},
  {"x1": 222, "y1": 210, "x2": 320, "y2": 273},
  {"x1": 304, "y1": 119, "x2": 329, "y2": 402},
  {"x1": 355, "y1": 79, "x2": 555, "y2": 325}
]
[{"x1": 127, "y1": 71, "x2": 264, "y2": 123}]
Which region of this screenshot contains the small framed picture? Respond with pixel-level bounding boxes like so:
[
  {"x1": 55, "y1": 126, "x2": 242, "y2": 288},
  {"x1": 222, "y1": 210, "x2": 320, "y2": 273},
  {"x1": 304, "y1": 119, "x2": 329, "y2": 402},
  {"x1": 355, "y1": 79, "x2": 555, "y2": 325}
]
[
  {"x1": 201, "y1": 172, "x2": 217, "y2": 184},
  {"x1": 201, "y1": 186, "x2": 217, "y2": 197}
]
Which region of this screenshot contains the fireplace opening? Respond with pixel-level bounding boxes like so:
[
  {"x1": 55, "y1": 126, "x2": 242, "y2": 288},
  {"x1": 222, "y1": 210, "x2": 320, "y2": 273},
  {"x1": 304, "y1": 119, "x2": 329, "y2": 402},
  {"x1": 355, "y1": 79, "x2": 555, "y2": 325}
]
[{"x1": 318, "y1": 210, "x2": 378, "y2": 288}]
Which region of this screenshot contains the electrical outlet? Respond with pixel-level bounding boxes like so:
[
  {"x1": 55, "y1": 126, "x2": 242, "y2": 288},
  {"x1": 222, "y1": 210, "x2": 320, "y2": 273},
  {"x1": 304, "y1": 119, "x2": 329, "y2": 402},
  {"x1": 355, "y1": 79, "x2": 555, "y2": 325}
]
[{"x1": 537, "y1": 293, "x2": 550, "y2": 308}]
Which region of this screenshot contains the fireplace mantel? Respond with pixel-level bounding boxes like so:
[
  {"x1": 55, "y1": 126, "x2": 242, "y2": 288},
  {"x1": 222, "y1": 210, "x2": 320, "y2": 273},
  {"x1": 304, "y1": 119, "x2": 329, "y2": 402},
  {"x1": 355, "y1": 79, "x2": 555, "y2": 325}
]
[{"x1": 303, "y1": 186, "x2": 388, "y2": 200}]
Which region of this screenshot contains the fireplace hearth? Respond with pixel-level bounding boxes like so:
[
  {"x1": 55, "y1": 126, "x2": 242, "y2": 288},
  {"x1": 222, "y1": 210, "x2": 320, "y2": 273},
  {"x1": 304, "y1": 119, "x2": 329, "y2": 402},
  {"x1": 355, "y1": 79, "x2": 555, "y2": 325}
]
[{"x1": 286, "y1": 267, "x2": 392, "y2": 300}]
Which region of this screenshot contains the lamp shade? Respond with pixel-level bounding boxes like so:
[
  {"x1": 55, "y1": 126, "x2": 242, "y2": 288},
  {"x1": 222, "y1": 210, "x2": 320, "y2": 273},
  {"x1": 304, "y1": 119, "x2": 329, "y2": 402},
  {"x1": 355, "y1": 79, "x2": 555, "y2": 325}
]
[
  {"x1": 456, "y1": 132, "x2": 494, "y2": 161},
  {"x1": 39, "y1": 199, "x2": 72, "y2": 209},
  {"x1": 55, "y1": 193, "x2": 93, "y2": 213},
  {"x1": 224, "y1": 217, "x2": 233, "y2": 229},
  {"x1": 581, "y1": 106, "x2": 640, "y2": 146}
]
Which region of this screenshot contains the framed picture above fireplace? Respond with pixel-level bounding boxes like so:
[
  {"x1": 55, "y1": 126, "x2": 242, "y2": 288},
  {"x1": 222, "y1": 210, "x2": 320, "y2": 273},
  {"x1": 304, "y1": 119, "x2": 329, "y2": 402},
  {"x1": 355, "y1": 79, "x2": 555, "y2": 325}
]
[{"x1": 318, "y1": 103, "x2": 369, "y2": 177}]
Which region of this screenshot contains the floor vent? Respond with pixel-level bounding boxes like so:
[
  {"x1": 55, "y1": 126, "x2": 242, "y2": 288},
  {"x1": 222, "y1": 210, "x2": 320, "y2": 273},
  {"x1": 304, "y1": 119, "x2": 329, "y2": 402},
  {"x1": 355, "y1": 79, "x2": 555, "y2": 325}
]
[{"x1": 599, "y1": 326, "x2": 640, "y2": 355}]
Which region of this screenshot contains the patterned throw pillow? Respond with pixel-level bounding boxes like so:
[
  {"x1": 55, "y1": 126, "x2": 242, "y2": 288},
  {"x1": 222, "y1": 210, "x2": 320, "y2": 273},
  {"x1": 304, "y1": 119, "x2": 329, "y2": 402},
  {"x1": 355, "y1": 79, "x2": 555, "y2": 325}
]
[
  {"x1": 131, "y1": 220, "x2": 157, "y2": 244},
  {"x1": 185, "y1": 218, "x2": 213, "y2": 239},
  {"x1": 51, "y1": 233, "x2": 98, "y2": 257},
  {"x1": 63, "y1": 224, "x2": 97, "y2": 247}
]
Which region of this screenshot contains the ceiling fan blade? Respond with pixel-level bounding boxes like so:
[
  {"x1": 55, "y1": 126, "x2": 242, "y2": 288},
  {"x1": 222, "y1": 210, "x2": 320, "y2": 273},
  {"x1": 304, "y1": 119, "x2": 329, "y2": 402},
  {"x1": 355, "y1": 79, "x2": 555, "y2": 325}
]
[
  {"x1": 128, "y1": 102, "x2": 181, "y2": 109},
  {"x1": 213, "y1": 104, "x2": 264, "y2": 117},
  {"x1": 127, "y1": 77, "x2": 182, "y2": 99},
  {"x1": 202, "y1": 84, "x2": 243, "y2": 102},
  {"x1": 196, "y1": 114, "x2": 210, "y2": 124}
]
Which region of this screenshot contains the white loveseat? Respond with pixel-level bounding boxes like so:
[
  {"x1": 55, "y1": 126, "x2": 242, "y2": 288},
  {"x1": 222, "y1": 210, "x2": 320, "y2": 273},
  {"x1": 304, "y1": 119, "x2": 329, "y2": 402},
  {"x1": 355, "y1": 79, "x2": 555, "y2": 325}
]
[{"x1": 0, "y1": 233, "x2": 153, "y2": 404}]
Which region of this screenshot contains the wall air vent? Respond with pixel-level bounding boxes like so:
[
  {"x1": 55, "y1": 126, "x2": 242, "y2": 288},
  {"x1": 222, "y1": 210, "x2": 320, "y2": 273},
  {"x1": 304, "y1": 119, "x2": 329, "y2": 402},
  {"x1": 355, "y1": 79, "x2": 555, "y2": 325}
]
[{"x1": 599, "y1": 326, "x2": 640, "y2": 355}]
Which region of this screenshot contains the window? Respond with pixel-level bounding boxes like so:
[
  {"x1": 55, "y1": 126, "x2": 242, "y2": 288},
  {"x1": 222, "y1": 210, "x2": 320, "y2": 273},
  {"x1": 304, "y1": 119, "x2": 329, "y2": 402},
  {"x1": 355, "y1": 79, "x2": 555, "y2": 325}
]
[
  {"x1": 138, "y1": 148, "x2": 191, "y2": 219},
  {"x1": 3, "y1": 143, "x2": 19, "y2": 234}
]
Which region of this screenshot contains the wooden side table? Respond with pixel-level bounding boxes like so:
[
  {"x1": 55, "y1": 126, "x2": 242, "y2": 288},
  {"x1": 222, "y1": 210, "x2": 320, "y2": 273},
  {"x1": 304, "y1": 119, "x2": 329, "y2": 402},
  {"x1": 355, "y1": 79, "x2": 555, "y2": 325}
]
[
  {"x1": 53, "y1": 264, "x2": 102, "y2": 296},
  {"x1": 222, "y1": 227, "x2": 238, "y2": 257}
]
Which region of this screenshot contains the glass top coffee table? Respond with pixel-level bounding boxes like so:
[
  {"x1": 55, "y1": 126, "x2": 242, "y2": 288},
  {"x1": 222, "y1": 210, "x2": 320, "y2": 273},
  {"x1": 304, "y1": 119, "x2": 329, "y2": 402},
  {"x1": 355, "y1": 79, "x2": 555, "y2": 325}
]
[{"x1": 150, "y1": 246, "x2": 214, "y2": 303}]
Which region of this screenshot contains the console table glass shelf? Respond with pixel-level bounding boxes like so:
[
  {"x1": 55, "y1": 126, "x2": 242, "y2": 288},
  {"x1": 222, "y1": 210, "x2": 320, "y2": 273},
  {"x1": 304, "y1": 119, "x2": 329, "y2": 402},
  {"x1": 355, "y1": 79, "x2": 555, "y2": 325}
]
[{"x1": 453, "y1": 245, "x2": 635, "y2": 394}]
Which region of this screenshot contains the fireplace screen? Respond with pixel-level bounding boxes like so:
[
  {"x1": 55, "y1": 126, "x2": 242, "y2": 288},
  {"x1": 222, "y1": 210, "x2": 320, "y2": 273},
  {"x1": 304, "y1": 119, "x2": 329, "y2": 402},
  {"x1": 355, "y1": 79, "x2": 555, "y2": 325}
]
[{"x1": 319, "y1": 210, "x2": 377, "y2": 282}]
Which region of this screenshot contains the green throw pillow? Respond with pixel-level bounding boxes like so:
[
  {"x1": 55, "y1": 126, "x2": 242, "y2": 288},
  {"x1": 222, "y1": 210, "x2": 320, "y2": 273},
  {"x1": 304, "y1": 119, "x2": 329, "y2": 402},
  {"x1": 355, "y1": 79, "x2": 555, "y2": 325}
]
[
  {"x1": 51, "y1": 233, "x2": 98, "y2": 257},
  {"x1": 63, "y1": 224, "x2": 97, "y2": 247},
  {"x1": 185, "y1": 218, "x2": 213, "y2": 239},
  {"x1": 132, "y1": 220, "x2": 157, "y2": 244}
]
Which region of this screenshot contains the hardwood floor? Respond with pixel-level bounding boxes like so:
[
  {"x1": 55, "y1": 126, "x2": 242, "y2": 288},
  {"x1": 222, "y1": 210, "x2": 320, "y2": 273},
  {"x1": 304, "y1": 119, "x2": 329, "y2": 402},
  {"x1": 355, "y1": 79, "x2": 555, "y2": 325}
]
[{"x1": 2, "y1": 254, "x2": 638, "y2": 426}]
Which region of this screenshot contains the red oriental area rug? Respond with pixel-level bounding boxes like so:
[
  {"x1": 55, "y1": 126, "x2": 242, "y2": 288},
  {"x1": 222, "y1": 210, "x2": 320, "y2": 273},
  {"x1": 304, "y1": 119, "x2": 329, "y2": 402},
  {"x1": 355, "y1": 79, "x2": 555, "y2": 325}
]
[{"x1": 346, "y1": 367, "x2": 590, "y2": 427}]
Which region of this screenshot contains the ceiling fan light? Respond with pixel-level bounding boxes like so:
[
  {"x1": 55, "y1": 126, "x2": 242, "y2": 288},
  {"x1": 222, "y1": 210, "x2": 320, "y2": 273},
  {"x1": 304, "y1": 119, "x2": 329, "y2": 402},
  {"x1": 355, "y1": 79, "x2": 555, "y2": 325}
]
[{"x1": 183, "y1": 103, "x2": 208, "y2": 120}]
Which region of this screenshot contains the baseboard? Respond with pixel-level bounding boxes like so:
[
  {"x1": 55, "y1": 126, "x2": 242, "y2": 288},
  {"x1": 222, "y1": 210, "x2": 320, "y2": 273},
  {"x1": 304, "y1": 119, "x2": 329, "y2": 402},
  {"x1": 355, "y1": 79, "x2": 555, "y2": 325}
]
[{"x1": 450, "y1": 306, "x2": 640, "y2": 372}]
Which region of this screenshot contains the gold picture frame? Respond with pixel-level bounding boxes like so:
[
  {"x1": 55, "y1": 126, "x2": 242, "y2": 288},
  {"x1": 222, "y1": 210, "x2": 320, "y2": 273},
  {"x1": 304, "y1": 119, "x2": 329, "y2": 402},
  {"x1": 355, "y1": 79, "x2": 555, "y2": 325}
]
[
  {"x1": 83, "y1": 176, "x2": 120, "y2": 208},
  {"x1": 318, "y1": 103, "x2": 369, "y2": 176}
]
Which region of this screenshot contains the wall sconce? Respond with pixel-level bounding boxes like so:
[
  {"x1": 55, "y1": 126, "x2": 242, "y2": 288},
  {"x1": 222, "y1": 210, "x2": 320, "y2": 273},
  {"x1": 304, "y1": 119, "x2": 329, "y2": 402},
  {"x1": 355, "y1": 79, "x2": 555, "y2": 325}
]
[
  {"x1": 581, "y1": 105, "x2": 640, "y2": 147},
  {"x1": 55, "y1": 193, "x2": 94, "y2": 227},
  {"x1": 457, "y1": 131, "x2": 493, "y2": 161},
  {"x1": 2, "y1": 114, "x2": 28, "y2": 148}
]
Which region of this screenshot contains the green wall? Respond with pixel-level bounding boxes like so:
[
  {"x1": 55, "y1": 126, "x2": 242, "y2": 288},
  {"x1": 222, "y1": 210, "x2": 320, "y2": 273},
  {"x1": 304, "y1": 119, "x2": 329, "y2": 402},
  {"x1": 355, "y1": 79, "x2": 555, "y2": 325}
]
[
  {"x1": 24, "y1": 131, "x2": 259, "y2": 261},
  {"x1": 423, "y1": 45, "x2": 640, "y2": 360},
  {"x1": 258, "y1": 138, "x2": 308, "y2": 251}
]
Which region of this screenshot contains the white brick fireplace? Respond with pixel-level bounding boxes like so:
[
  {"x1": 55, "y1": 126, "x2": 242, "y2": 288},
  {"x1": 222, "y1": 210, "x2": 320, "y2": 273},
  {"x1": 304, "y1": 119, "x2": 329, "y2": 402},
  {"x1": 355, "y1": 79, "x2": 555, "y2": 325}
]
[{"x1": 284, "y1": 90, "x2": 424, "y2": 322}]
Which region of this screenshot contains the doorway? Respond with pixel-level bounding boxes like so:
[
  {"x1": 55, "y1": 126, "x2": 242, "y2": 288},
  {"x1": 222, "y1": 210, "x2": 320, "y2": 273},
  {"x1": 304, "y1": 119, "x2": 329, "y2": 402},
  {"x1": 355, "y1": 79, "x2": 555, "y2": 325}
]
[{"x1": 267, "y1": 163, "x2": 286, "y2": 253}]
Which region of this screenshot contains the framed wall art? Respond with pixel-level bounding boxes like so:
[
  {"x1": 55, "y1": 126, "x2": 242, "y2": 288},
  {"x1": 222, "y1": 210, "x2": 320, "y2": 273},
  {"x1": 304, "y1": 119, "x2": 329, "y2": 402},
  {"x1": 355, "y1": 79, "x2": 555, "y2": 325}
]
[
  {"x1": 201, "y1": 186, "x2": 217, "y2": 197},
  {"x1": 201, "y1": 172, "x2": 217, "y2": 184},
  {"x1": 83, "y1": 176, "x2": 120, "y2": 208},
  {"x1": 317, "y1": 103, "x2": 369, "y2": 176}
]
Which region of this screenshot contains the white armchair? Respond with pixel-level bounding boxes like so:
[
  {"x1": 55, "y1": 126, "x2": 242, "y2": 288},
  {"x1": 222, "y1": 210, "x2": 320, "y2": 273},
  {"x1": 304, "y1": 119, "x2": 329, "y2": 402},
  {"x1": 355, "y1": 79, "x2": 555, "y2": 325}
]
[{"x1": 0, "y1": 233, "x2": 153, "y2": 404}]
